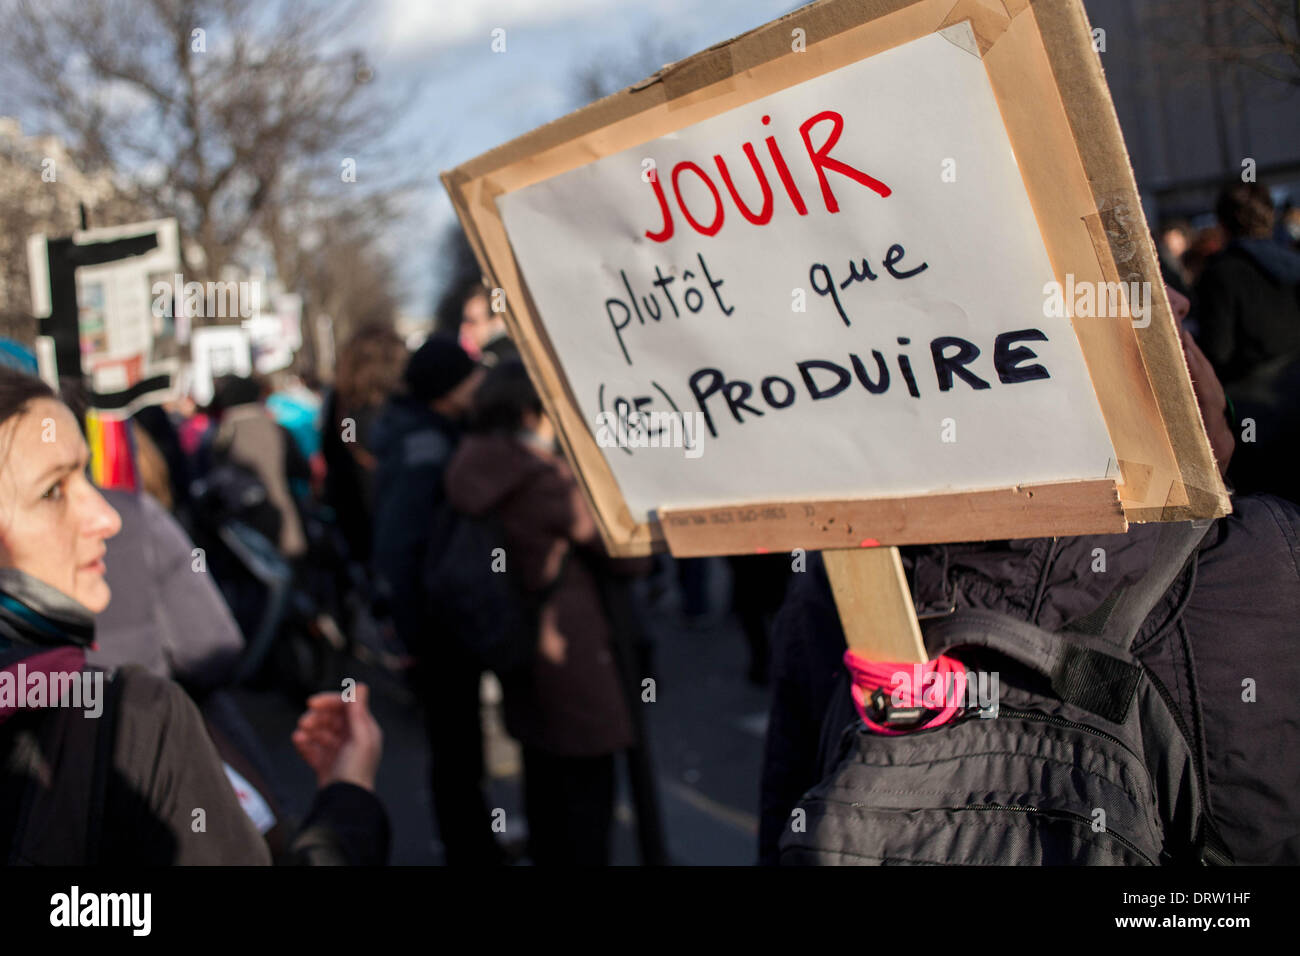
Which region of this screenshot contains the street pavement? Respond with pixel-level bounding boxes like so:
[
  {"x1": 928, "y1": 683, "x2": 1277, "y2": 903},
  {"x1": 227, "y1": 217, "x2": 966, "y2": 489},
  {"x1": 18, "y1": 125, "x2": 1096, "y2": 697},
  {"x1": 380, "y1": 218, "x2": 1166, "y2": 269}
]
[{"x1": 233, "y1": 557, "x2": 775, "y2": 865}]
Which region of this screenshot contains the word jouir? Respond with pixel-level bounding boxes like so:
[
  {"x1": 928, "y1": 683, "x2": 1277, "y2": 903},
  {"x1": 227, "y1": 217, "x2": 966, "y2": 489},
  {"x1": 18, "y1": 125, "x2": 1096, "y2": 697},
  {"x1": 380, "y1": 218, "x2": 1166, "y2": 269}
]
[
  {"x1": 606, "y1": 253, "x2": 735, "y2": 365},
  {"x1": 643, "y1": 110, "x2": 891, "y2": 242}
]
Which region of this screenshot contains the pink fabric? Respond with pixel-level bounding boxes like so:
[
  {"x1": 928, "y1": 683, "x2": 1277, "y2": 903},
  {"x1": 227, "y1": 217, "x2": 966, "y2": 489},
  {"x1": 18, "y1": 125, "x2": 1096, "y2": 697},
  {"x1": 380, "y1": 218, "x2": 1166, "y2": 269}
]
[
  {"x1": 843, "y1": 649, "x2": 968, "y2": 736},
  {"x1": 0, "y1": 646, "x2": 88, "y2": 725},
  {"x1": 177, "y1": 412, "x2": 210, "y2": 457}
]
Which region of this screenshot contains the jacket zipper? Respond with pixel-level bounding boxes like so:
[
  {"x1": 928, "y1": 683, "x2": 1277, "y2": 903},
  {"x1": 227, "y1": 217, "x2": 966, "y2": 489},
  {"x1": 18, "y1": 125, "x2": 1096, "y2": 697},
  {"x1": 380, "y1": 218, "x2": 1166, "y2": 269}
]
[
  {"x1": 1139, "y1": 664, "x2": 1223, "y2": 862},
  {"x1": 1140, "y1": 666, "x2": 1208, "y2": 800},
  {"x1": 995, "y1": 706, "x2": 1143, "y2": 766}
]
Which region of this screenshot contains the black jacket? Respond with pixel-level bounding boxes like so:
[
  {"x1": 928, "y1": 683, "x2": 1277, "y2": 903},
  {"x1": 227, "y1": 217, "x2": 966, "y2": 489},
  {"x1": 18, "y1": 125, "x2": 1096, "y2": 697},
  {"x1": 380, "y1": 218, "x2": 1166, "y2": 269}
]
[
  {"x1": 759, "y1": 495, "x2": 1300, "y2": 865},
  {"x1": 1, "y1": 570, "x2": 389, "y2": 865},
  {"x1": 370, "y1": 396, "x2": 460, "y2": 649},
  {"x1": 1195, "y1": 239, "x2": 1300, "y2": 387},
  {"x1": 1195, "y1": 240, "x2": 1300, "y2": 503}
]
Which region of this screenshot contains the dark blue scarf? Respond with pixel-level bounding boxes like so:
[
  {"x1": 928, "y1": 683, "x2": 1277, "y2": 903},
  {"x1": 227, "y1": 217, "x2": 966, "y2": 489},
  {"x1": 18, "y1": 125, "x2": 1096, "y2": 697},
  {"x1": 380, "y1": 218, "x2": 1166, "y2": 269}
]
[{"x1": 0, "y1": 569, "x2": 94, "y2": 667}]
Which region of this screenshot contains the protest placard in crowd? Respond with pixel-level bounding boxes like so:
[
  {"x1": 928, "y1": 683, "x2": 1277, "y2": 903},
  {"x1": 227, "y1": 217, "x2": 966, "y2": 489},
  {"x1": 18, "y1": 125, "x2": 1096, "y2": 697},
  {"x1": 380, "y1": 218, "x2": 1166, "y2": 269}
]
[
  {"x1": 28, "y1": 218, "x2": 183, "y2": 416},
  {"x1": 445, "y1": 0, "x2": 1228, "y2": 570}
]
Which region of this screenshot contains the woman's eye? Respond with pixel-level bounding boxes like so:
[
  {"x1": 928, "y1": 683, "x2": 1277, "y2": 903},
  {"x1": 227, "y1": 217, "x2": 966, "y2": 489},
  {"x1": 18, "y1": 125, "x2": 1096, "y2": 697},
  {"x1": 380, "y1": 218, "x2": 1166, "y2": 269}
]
[{"x1": 42, "y1": 481, "x2": 64, "y2": 502}]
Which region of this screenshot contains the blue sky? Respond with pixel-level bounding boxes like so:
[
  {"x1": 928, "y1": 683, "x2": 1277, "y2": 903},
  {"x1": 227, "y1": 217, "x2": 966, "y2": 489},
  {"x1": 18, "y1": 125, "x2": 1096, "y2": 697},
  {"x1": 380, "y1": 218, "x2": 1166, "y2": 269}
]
[
  {"x1": 357, "y1": 0, "x2": 804, "y2": 313},
  {"x1": 2, "y1": 0, "x2": 805, "y2": 314}
]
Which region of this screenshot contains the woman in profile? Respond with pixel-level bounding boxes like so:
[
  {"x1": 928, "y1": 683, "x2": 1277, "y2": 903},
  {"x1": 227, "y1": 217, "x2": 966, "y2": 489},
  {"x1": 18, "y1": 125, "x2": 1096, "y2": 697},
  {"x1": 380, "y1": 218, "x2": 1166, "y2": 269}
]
[{"x1": 0, "y1": 367, "x2": 385, "y2": 865}]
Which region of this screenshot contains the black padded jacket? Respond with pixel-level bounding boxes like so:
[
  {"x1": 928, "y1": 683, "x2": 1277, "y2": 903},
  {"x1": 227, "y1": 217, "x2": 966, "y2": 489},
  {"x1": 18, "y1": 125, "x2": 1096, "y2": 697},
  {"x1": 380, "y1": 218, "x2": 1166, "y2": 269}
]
[{"x1": 759, "y1": 494, "x2": 1300, "y2": 865}]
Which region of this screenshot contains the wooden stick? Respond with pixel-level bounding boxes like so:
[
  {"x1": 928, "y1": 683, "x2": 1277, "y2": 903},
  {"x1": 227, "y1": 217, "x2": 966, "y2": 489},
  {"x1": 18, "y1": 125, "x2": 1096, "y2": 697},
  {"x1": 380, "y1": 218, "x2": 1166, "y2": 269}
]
[{"x1": 823, "y1": 547, "x2": 928, "y2": 663}]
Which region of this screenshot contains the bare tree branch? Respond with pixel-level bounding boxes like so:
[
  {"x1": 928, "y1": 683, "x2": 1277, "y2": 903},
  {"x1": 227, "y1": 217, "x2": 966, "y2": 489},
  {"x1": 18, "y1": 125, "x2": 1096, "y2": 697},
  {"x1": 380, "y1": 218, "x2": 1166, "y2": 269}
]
[{"x1": 0, "y1": 0, "x2": 420, "y2": 325}]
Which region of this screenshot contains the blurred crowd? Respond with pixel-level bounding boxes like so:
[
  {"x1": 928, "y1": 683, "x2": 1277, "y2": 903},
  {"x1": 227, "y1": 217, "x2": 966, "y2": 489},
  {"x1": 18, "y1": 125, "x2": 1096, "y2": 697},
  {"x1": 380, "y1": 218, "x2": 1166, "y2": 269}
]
[
  {"x1": 2, "y1": 177, "x2": 1299, "y2": 867},
  {"x1": 1, "y1": 273, "x2": 793, "y2": 866},
  {"x1": 1155, "y1": 181, "x2": 1300, "y2": 503}
]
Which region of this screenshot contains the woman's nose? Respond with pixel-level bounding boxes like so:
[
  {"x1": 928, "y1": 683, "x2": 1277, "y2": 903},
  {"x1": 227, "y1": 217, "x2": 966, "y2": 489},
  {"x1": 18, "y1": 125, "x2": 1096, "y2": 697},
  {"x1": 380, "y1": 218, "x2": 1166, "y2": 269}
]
[{"x1": 84, "y1": 485, "x2": 122, "y2": 540}]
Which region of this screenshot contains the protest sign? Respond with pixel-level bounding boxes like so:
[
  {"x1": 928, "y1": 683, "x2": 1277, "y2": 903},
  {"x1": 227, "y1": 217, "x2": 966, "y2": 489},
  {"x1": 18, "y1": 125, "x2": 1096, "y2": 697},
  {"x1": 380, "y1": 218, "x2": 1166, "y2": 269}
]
[
  {"x1": 497, "y1": 25, "x2": 1117, "y2": 528},
  {"x1": 444, "y1": 0, "x2": 1228, "y2": 584},
  {"x1": 28, "y1": 217, "x2": 182, "y2": 416},
  {"x1": 190, "y1": 325, "x2": 253, "y2": 407}
]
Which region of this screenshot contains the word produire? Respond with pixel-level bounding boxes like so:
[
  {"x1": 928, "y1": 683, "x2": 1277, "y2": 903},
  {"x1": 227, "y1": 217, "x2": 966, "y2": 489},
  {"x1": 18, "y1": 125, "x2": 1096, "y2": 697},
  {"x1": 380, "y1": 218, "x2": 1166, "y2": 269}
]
[{"x1": 686, "y1": 328, "x2": 1054, "y2": 439}]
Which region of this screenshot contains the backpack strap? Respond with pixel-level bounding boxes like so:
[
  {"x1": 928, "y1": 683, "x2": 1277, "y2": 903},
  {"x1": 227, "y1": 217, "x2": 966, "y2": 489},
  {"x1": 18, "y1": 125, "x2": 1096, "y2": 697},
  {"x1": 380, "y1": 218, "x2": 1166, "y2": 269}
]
[
  {"x1": 925, "y1": 609, "x2": 1144, "y2": 724},
  {"x1": 1068, "y1": 520, "x2": 1212, "y2": 653},
  {"x1": 923, "y1": 522, "x2": 1212, "y2": 724}
]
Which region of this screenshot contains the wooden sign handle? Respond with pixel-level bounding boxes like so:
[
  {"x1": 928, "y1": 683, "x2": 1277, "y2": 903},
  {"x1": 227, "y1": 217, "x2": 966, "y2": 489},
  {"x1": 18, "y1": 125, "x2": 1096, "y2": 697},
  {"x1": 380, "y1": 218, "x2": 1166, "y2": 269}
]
[{"x1": 823, "y1": 547, "x2": 928, "y2": 663}]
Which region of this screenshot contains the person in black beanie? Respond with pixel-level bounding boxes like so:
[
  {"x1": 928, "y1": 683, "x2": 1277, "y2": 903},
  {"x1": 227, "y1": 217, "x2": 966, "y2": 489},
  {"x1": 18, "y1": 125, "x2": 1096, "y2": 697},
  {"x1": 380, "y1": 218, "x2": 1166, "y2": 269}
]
[
  {"x1": 371, "y1": 336, "x2": 482, "y2": 652},
  {"x1": 369, "y1": 335, "x2": 494, "y2": 864},
  {"x1": 371, "y1": 337, "x2": 483, "y2": 636}
]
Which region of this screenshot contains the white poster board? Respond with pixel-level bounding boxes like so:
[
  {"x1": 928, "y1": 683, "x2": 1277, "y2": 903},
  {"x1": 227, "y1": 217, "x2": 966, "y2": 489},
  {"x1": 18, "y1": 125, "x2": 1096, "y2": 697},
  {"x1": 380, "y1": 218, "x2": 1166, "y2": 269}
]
[
  {"x1": 28, "y1": 218, "x2": 183, "y2": 415},
  {"x1": 246, "y1": 291, "x2": 303, "y2": 374},
  {"x1": 73, "y1": 218, "x2": 182, "y2": 409},
  {"x1": 497, "y1": 27, "x2": 1116, "y2": 524},
  {"x1": 190, "y1": 325, "x2": 253, "y2": 407}
]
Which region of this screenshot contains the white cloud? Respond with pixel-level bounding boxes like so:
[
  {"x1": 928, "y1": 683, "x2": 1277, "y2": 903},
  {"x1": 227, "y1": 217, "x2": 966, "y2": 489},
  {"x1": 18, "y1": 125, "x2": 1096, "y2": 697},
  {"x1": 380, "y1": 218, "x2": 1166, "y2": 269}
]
[{"x1": 378, "y1": 0, "x2": 615, "y2": 56}]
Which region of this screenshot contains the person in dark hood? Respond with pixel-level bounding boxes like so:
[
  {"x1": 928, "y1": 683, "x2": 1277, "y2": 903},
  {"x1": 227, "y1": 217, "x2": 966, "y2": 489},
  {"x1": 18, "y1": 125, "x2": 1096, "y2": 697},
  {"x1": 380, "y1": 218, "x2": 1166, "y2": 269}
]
[
  {"x1": 759, "y1": 287, "x2": 1300, "y2": 866},
  {"x1": 1195, "y1": 181, "x2": 1300, "y2": 386},
  {"x1": 1194, "y1": 181, "x2": 1300, "y2": 502},
  {"x1": 369, "y1": 335, "x2": 493, "y2": 865},
  {"x1": 370, "y1": 336, "x2": 484, "y2": 650},
  {"x1": 445, "y1": 359, "x2": 641, "y2": 865},
  {"x1": 0, "y1": 367, "x2": 389, "y2": 865}
]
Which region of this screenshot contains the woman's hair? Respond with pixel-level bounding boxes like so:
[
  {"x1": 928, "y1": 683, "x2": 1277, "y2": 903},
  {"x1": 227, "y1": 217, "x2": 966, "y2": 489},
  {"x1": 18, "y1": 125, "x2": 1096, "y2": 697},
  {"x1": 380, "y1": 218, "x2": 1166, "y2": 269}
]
[
  {"x1": 210, "y1": 374, "x2": 265, "y2": 413},
  {"x1": 1215, "y1": 181, "x2": 1275, "y2": 239},
  {"x1": 133, "y1": 426, "x2": 173, "y2": 510},
  {"x1": 334, "y1": 322, "x2": 407, "y2": 413},
  {"x1": 0, "y1": 365, "x2": 56, "y2": 428},
  {"x1": 470, "y1": 358, "x2": 542, "y2": 434},
  {"x1": 0, "y1": 366, "x2": 58, "y2": 473},
  {"x1": 0, "y1": 364, "x2": 55, "y2": 424}
]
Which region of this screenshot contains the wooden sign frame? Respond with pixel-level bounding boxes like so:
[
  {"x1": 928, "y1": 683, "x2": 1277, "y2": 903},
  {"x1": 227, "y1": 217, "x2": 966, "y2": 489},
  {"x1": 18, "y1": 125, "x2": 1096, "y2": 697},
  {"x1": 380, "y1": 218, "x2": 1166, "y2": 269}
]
[{"x1": 442, "y1": 0, "x2": 1230, "y2": 567}]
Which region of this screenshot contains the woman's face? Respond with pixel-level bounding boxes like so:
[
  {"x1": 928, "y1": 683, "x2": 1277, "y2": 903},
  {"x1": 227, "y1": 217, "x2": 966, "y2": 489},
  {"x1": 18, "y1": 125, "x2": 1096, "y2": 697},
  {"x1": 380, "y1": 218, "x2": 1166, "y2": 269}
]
[{"x1": 0, "y1": 398, "x2": 122, "y2": 613}]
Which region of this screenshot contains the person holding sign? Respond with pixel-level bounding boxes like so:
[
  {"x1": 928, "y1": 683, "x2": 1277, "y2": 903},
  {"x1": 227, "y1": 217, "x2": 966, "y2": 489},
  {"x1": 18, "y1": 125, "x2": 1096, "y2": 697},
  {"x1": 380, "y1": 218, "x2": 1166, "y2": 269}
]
[
  {"x1": 760, "y1": 302, "x2": 1299, "y2": 865},
  {"x1": 441, "y1": 0, "x2": 1257, "y2": 868}
]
